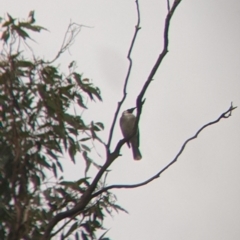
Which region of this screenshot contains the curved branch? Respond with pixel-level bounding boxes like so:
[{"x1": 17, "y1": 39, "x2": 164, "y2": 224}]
[
  {"x1": 92, "y1": 103, "x2": 237, "y2": 198},
  {"x1": 45, "y1": 22, "x2": 92, "y2": 64},
  {"x1": 107, "y1": 0, "x2": 141, "y2": 149},
  {"x1": 42, "y1": 3, "x2": 141, "y2": 237},
  {"x1": 136, "y1": 0, "x2": 182, "y2": 117},
  {"x1": 111, "y1": 0, "x2": 182, "y2": 165},
  {"x1": 42, "y1": 1, "x2": 183, "y2": 238},
  {"x1": 167, "y1": 0, "x2": 171, "y2": 12}
]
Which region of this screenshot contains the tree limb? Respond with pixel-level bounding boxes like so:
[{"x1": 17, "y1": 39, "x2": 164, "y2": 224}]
[
  {"x1": 111, "y1": 0, "x2": 182, "y2": 168},
  {"x1": 135, "y1": 0, "x2": 182, "y2": 119},
  {"x1": 45, "y1": 22, "x2": 92, "y2": 64},
  {"x1": 167, "y1": 0, "x2": 171, "y2": 12},
  {"x1": 42, "y1": 1, "x2": 183, "y2": 238},
  {"x1": 107, "y1": 0, "x2": 141, "y2": 149},
  {"x1": 91, "y1": 103, "x2": 237, "y2": 198}
]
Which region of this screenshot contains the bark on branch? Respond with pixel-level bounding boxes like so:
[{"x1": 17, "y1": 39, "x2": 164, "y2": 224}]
[
  {"x1": 92, "y1": 103, "x2": 237, "y2": 197},
  {"x1": 42, "y1": 1, "x2": 184, "y2": 238}
]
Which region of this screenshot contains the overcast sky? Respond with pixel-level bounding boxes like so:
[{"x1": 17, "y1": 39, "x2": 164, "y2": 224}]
[{"x1": 2, "y1": 0, "x2": 240, "y2": 239}]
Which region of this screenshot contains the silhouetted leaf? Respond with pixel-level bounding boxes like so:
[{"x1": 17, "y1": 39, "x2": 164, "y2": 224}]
[
  {"x1": 1, "y1": 31, "x2": 10, "y2": 42},
  {"x1": 80, "y1": 137, "x2": 91, "y2": 142},
  {"x1": 75, "y1": 232, "x2": 79, "y2": 240},
  {"x1": 52, "y1": 163, "x2": 57, "y2": 177},
  {"x1": 19, "y1": 22, "x2": 46, "y2": 32},
  {"x1": 68, "y1": 61, "x2": 75, "y2": 69},
  {"x1": 81, "y1": 231, "x2": 88, "y2": 240},
  {"x1": 83, "y1": 151, "x2": 91, "y2": 176},
  {"x1": 2, "y1": 13, "x2": 15, "y2": 27},
  {"x1": 98, "y1": 229, "x2": 110, "y2": 240},
  {"x1": 77, "y1": 94, "x2": 87, "y2": 109},
  {"x1": 0, "y1": 11, "x2": 105, "y2": 239},
  {"x1": 95, "y1": 122, "x2": 104, "y2": 130},
  {"x1": 56, "y1": 161, "x2": 63, "y2": 172},
  {"x1": 47, "y1": 149, "x2": 59, "y2": 162},
  {"x1": 65, "y1": 222, "x2": 78, "y2": 237},
  {"x1": 81, "y1": 144, "x2": 90, "y2": 152},
  {"x1": 13, "y1": 25, "x2": 30, "y2": 39},
  {"x1": 69, "y1": 142, "x2": 76, "y2": 163}
]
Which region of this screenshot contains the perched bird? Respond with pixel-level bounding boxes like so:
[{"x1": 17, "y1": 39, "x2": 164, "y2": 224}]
[{"x1": 120, "y1": 107, "x2": 142, "y2": 160}]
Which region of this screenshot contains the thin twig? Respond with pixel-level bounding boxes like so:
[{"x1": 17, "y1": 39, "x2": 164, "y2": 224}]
[
  {"x1": 50, "y1": 217, "x2": 75, "y2": 238},
  {"x1": 167, "y1": 0, "x2": 171, "y2": 12},
  {"x1": 107, "y1": 0, "x2": 141, "y2": 149},
  {"x1": 136, "y1": 0, "x2": 182, "y2": 114},
  {"x1": 50, "y1": 212, "x2": 86, "y2": 239},
  {"x1": 111, "y1": 0, "x2": 182, "y2": 170},
  {"x1": 46, "y1": 22, "x2": 92, "y2": 64},
  {"x1": 91, "y1": 103, "x2": 237, "y2": 198},
  {"x1": 42, "y1": 1, "x2": 183, "y2": 238}
]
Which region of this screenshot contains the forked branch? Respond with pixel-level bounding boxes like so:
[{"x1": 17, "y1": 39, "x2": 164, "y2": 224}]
[
  {"x1": 92, "y1": 103, "x2": 237, "y2": 197},
  {"x1": 46, "y1": 22, "x2": 92, "y2": 64},
  {"x1": 107, "y1": 0, "x2": 141, "y2": 149},
  {"x1": 42, "y1": 1, "x2": 183, "y2": 238},
  {"x1": 112, "y1": 0, "x2": 182, "y2": 158},
  {"x1": 135, "y1": 0, "x2": 182, "y2": 120}
]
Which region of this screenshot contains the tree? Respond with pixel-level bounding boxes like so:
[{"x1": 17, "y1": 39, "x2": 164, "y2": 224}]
[{"x1": 0, "y1": 1, "x2": 237, "y2": 240}]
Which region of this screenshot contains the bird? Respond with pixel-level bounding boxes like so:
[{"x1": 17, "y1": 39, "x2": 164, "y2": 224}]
[{"x1": 120, "y1": 107, "x2": 142, "y2": 160}]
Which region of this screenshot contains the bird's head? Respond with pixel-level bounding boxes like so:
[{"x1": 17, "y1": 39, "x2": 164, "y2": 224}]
[
  {"x1": 126, "y1": 107, "x2": 136, "y2": 113},
  {"x1": 122, "y1": 107, "x2": 136, "y2": 116}
]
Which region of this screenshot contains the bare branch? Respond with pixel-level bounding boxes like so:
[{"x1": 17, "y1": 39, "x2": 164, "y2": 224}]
[
  {"x1": 42, "y1": 1, "x2": 183, "y2": 238},
  {"x1": 91, "y1": 103, "x2": 237, "y2": 198},
  {"x1": 41, "y1": 152, "x2": 116, "y2": 240},
  {"x1": 111, "y1": 0, "x2": 182, "y2": 169},
  {"x1": 107, "y1": 0, "x2": 141, "y2": 149},
  {"x1": 50, "y1": 213, "x2": 84, "y2": 238},
  {"x1": 136, "y1": 0, "x2": 182, "y2": 117},
  {"x1": 106, "y1": 0, "x2": 182, "y2": 160},
  {"x1": 167, "y1": 0, "x2": 171, "y2": 12},
  {"x1": 46, "y1": 22, "x2": 92, "y2": 64},
  {"x1": 50, "y1": 217, "x2": 74, "y2": 238}
]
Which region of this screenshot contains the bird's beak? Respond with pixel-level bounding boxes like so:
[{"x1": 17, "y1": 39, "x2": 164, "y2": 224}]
[{"x1": 128, "y1": 107, "x2": 136, "y2": 113}]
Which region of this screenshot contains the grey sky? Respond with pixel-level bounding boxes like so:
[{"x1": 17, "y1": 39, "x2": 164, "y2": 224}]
[{"x1": 2, "y1": 0, "x2": 240, "y2": 239}]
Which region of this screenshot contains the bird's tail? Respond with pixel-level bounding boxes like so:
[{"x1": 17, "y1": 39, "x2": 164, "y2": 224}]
[{"x1": 132, "y1": 146, "x2": 142, "y2": 160}]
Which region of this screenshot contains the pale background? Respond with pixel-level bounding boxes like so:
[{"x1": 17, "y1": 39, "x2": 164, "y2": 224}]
[{"x1": 1, "y1": 0, "x2": 240, "y2": 239}]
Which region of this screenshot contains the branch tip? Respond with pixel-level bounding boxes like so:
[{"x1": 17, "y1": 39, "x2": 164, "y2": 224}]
[
  {"x1": 106, "y1": 0, "x2": 141, "y2": 148},
  {"x1": 91, "y1": 103, "x2": 236, "y2": 198}
]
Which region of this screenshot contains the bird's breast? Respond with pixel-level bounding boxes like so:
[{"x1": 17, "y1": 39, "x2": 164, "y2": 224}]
[{"x1": 120, "y1": 114, "x2": 136, "y2": 138}]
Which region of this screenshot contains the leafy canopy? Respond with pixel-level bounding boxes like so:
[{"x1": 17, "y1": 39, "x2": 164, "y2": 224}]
[{"x1": 0, "y1": 11, "x2": 123, "y2": 240}]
